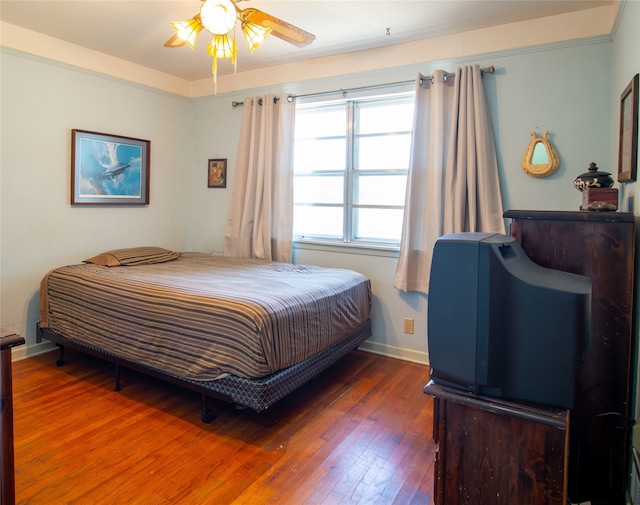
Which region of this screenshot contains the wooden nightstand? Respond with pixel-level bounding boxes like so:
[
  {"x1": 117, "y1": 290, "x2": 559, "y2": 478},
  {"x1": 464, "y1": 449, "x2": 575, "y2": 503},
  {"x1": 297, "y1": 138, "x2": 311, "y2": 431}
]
[{"x1": 1, "y1": 328, "x2": 25, "y2": 505}]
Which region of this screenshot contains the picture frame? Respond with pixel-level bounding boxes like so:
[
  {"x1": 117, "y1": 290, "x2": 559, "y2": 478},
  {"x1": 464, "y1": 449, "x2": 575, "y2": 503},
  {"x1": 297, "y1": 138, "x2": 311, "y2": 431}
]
[
  {"x1": 71, "y1": 129, "x2": 150, "y2": 205},
  {"x1": 208, "y1": 159, "x2": 227, "y2": 188},
  {"x1": 617, "y1": 74, "x2": 639, "y2": 183}
]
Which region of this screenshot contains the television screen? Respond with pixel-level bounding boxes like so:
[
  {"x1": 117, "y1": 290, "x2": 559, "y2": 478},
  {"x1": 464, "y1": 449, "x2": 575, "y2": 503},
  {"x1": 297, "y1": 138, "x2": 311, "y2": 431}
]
[{"x1": 427, "y1": 232, "x2": 591, "y2": 409}]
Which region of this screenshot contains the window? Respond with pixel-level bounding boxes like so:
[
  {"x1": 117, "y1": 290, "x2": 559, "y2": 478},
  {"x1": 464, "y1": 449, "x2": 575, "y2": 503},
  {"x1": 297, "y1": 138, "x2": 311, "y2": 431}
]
[{"x1": 293, "y1": 93, "x2": 414, "y2": 247}]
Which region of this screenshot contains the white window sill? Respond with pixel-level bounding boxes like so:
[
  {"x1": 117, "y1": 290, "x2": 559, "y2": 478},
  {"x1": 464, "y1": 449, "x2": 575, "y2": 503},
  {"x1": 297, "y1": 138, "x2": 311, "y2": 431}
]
[{"x1": 293, "y1": 240, "x2": 400, "y2": 258}]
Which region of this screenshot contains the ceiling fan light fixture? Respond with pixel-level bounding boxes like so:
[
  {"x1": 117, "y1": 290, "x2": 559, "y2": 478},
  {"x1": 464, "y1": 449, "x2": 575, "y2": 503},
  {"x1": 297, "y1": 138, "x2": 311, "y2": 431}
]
[
  {"x1": 207, "y1": 32, "x2": 238, "y2": 93},
  {"x1": 241, "y1": 21, "x2": 271, "y2": 53},
  {"x1": 208, "y1": 33, "x2": 238, "y2": 60},
  {"x1": 200, "y1": 0, "x2": 237, "y2": 35},
  {"x1": 164, "y1": 0, "x2": 315, "y2": 93},
  {"x1": 168, "y1": 15, "x2": 203, "y2": 49}
]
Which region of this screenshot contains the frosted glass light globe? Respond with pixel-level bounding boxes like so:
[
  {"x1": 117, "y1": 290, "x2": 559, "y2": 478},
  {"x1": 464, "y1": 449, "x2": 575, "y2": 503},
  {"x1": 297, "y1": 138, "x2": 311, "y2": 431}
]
[{"x1": 200, "y1": 0, "x2": 237, "y2": 35}]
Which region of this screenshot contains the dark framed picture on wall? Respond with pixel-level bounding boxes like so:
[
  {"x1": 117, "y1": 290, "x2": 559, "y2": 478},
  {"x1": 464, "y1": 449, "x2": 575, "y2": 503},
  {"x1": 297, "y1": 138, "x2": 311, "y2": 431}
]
[
  {"x1": 617, "y1": 73, "x2": 639, "y2": 183},
  {"x1": 208, "y1": 159, "x2": 227, "y2": 188},
  {"x1": 71, "y1": 129, "x2": 150, "y2": 204}
]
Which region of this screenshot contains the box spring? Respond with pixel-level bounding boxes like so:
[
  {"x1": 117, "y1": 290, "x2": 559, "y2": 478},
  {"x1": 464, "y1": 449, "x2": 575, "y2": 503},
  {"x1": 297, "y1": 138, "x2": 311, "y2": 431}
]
[{"x1": 38, "y1": 319, "x2": 371, "y2": 422}]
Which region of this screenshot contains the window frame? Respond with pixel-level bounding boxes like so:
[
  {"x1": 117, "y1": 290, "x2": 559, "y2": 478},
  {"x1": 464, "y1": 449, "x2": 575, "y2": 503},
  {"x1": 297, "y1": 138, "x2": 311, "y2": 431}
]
[{"x1": 293, "y1": 90, "x2": 414, "y2": 250}]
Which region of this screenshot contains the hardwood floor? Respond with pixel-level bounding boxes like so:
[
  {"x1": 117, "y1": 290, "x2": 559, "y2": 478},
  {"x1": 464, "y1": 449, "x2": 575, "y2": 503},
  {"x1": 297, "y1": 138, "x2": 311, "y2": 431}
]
[{"x1": 11, "y1": 348, "x2": 436, "y2": 504}]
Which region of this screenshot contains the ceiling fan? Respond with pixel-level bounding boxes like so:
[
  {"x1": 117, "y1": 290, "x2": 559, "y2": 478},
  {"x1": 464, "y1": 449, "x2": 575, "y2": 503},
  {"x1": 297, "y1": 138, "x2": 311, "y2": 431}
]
[{"x1": 164, "y1": 0, "x2": 315, "y2": 87}]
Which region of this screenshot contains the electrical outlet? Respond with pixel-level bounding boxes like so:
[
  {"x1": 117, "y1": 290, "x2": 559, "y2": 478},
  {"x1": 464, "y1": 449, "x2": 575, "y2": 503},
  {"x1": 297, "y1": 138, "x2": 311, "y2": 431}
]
[{"x1": 403, "y1": 318, "x2": 414, "y2": 334}]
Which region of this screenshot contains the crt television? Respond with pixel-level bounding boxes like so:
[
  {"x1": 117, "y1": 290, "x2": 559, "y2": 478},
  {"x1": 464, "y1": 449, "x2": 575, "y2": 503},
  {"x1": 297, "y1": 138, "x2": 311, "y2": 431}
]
[{"x1": 427, "y1": 232, "x2": 591, "y2": 409}]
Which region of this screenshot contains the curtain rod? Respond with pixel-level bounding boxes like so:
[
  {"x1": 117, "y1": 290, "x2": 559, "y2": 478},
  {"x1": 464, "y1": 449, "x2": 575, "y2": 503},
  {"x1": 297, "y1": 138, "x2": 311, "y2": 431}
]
[{"x1": 231, "y1": 65, "x2": 495, "y2": 107}]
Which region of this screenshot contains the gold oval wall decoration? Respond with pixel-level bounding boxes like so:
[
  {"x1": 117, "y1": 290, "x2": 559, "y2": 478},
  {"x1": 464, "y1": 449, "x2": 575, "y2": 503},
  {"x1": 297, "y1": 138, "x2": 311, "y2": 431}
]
[{"x1": 522, "y1": 130, "x2": 560, "y2": 178}]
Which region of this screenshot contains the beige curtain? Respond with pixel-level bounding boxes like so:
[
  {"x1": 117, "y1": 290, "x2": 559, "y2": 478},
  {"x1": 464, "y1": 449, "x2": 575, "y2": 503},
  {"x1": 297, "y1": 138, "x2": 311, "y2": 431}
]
[
  {"x1": 443, "y1": 65, "x2": 505, "y2": 234},
  {"x1": 394, "y1": 65, "x2": 504, "y2": 294},
  {"x1": 223, "y1": 94, "x2": 295, "y2": 262}
]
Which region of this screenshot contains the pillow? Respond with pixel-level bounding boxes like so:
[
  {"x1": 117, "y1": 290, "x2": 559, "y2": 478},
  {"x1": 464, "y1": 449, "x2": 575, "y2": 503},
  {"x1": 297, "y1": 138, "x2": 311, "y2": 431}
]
[{"x1": 83, "y1": 246, "x2": 181, "y2": 267}]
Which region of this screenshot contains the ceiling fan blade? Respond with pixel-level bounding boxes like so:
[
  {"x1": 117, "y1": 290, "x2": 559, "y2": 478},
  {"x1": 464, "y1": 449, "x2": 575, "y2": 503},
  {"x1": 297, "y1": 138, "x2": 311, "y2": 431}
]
[{"x1": 241, "y1": 8, "x2": 315, "y2": 48}]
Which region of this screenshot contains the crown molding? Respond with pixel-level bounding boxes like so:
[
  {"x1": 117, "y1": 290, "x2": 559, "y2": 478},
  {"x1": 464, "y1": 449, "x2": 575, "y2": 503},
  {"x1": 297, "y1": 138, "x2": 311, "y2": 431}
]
[{"x1": 1, "y1": 4, "x2": 617, "y2": 99}]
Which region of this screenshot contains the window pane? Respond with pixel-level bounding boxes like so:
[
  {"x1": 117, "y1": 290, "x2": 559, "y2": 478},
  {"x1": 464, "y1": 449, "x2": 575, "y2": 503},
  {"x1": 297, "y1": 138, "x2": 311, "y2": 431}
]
[
  {"x1": 293, "y1": 206, "x2": 343, "y2": 238},
  {"x1": 293, "y1": 93, "x2": 413, "y2": 247},
  {"x1": 355, "y1": 174, "x2": 406, "y2": 206},
  {"x1": 358, "y1": 101, "x2": 414, "y2": 134},
  {"x1": 356, "y1": 134, "x2": 411, "y2": 170},
  {"x1": 294, "y1": 138, "x2": 346, "y2": 172},
  {"x1": 353, "y1": 208, "x2": 404, "y2": 242},
  {"x1": 295, "y1": 107, "x2": 346, "y2": 138},
  {"x1": 294, "y1": 176, "x2": 344, "y2": 204}
]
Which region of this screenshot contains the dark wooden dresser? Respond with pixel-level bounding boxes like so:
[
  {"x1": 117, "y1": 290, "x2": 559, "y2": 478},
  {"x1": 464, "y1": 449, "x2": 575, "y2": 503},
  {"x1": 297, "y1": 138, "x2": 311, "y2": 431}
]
[
  {"x1": 505, "y1": 210, "x2": 636, "y2": 504},
  {"x1": 425, "y1": 382, "x2": 569, "y2": 505},
  {"x1": 1, "y1": 328, "x2": 24, "y2": 505}
]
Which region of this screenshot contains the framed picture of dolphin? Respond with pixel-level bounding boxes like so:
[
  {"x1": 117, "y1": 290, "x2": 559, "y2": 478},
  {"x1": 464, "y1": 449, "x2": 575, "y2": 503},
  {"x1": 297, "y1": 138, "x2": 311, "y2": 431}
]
[{"x1": 71, "y1": 129, "x2": 150, "y2": 205}]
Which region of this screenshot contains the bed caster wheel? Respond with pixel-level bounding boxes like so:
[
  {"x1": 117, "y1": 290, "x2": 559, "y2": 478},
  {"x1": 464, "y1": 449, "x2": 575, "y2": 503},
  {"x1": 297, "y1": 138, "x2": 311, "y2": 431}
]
[
  {"x1": 201, "y1": 409, "x2": 215, "y2": 423},
  {"x1": 56, "y1": 356, "x2": 64, "y2": 366}
]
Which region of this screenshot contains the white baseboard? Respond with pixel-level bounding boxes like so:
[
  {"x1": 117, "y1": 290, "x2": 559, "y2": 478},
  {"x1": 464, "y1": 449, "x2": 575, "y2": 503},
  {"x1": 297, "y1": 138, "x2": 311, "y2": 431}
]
[
  {"x1": 358, "y1": 339, "x2": 429, "y2": 366},
  {"x1": 11, "y1": 341, "x2": 56, "y2": 361},
  {"x1": 13, "y1": 339, "x2": 429, "y2": 369}
]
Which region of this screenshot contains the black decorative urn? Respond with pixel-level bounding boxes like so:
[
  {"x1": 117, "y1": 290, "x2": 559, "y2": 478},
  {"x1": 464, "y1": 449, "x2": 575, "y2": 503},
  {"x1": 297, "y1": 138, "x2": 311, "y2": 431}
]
[{"x1": 573, "y1": 162, "x2": 614, "y2": 192}]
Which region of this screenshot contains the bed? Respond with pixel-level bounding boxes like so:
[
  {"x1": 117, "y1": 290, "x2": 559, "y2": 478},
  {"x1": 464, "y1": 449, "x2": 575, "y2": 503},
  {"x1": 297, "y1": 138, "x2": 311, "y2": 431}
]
[{"x1": 38, "y1": 247, "x2": 372, "y2": 422}]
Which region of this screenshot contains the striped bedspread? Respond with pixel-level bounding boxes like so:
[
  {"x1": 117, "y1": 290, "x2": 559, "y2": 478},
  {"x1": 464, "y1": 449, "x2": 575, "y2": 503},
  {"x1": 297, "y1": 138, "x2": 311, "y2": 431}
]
[{"x1": 39, "y1": 253, "x2": 371, "y2": 381}]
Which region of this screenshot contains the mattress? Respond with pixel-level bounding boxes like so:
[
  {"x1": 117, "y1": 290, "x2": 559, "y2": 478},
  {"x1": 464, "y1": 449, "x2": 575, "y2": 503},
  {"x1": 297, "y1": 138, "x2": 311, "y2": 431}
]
[{"x1": 39, "y1": 253, "x2": 371, "y2": 382}]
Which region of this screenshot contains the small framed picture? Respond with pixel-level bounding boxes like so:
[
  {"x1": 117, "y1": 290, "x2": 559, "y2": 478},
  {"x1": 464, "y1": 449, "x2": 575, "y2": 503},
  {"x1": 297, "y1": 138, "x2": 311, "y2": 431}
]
[
  {"x1": 617, "y1": 74, "x2": 638, "y2": 183},
  {"x1": 71, "y1": 129, "x2": 150, "y2": 205},
  {"x1": 208, "y1": 159, "x2": 227, "y2": 188}
]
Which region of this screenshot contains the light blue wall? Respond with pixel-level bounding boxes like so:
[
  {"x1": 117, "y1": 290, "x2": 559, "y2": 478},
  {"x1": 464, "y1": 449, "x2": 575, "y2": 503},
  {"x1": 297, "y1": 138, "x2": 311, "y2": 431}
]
[
  {"x1": 0, "y1": 51, "x2": 193, "y2": 348},
  {"x1": 610, "y1": 0, "x2": 640, "y2": 425},
  {"x1": 0, "y1": 36, "x2": 616, "y2": 361},
  {"x1": 491, "y1": 40, "x2": 612, "y2": 211},
  {"x1": 184, "y1": 40, "x2": 612, "y2": 360}
]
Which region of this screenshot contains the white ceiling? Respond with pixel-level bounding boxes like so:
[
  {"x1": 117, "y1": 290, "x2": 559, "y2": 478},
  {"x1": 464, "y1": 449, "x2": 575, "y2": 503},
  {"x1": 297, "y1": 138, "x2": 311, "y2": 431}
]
[{"x1": 0, "y1": 0, "x2": 615, "y2": 82}]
